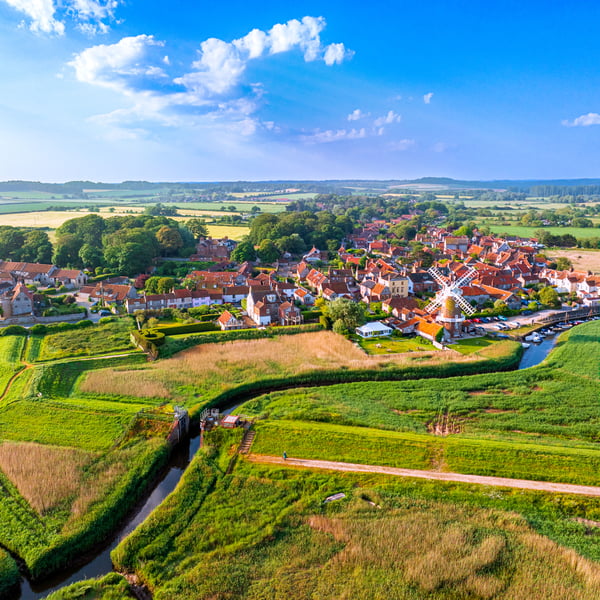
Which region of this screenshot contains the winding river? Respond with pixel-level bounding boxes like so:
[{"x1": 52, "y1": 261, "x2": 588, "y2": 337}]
[{"x1": 15, "y1": 332, "x2": 562, "y2": 599}]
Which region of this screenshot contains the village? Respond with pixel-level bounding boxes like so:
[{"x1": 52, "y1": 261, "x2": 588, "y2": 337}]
[{"x1": 0, "y1": 216, "x2": 597, "y2": 346}]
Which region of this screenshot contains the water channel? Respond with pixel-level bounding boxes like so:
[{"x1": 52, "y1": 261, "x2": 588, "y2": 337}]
[{"x1": 15, "y1": 329, "x2": 563, "y2": 599}]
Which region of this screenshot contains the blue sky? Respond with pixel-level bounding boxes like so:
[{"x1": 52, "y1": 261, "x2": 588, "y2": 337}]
[{"x1": 1, "y1": 1, "x2": 600, "y2": 182}]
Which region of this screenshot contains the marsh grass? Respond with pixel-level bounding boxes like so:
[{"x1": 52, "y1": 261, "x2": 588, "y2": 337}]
[
  {"x1": 0, "y1": 442, "x2": 94, "y2": 514},
  {"x1": 80, "y1": 331, "x2": 518, "y2": 404}
]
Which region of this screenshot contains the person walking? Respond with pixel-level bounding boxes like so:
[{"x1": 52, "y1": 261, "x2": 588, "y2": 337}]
[{"x1": 283, "y1": 451, "x2": 287, "y2": 461}]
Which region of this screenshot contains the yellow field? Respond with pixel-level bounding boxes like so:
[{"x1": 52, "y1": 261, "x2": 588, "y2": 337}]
[
  {"x1": 549, "y1": 249, "x2": 600, "y2": 273},
  {"x1": 0, "y1": 207, "x2": 144, "y2": 229},
  {"x1": 175, "y1": 208, "x2": 241, "y2": 217},
  {"x1": 206, "y1": 225, "x2": 250, "y2": 240}
]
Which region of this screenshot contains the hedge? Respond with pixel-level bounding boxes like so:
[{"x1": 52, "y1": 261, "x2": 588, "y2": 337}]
[
  {"x1": 300, "y1": 310, "x2": 322, "y2": 321},
  {"x1": 153, "y1": 322, "x2": 219, "y2": 335},
  {"x1": 0, "y1": 325, "x2": 27, "y2": 336},
  {"x1": 160, "y1": 324, "x2": 323, "y2": 357}
]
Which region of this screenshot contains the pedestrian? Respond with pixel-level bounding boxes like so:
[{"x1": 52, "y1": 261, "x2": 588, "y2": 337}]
[{"x1": 283, "y1": 451, "x2": 287, "y2": 461}]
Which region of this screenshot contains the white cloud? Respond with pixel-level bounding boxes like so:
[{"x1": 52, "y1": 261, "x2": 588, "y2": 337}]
[
  {"x1": 433, "y1": 141, "x2": 451, "y2": 152},
  {"x1": 562, "y1": 112, "x2": 600, "y2": 127},
  {"x1": 2, "y1": 0, "x2": 63, "y2": 34},
  {"x1": 324, "y1": 42, "x2": 353, "y2": 65},
  {"x1": 69, "y1": 16, "x2": 352, "y2": 141},
  {"x1": 423, "y1": 92, "x2": 434, "y2": 104},
  {"x1": 302, "y1": 128, "x2": 366, "y2": 143},
  {"x1": 69, "y1": 34, "x2": 165, "y2": 91},
  {"x1": 389, "y1": 139, "x2": 415, "y2": 151},
  {"x1": 2, "y1": 0, "x2": 122, "y2": 35},
  {"x1": 347, "y1": 108, "x2": 369, "y2": 121},
  {"x1": 176, "y1": 16, "x2": 352, "y2": 97},
  {"x1": 374, "y1": 110, "x2": 401, "y2": 127}
]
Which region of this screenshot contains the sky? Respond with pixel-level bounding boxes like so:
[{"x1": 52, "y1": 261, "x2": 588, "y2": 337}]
[{"x1": 2, "y1": 1, "x2": 600, "y2": 182}]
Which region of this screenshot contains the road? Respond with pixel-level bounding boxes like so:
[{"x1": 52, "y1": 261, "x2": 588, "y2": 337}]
[{"x1": 248, "y1": 455, "x2": 600, "y2": 497}]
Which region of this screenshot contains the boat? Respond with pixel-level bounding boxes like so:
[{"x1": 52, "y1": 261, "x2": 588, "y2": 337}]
[{"x1": 521, "y1": 342, "x2": 531, "y2": 348}]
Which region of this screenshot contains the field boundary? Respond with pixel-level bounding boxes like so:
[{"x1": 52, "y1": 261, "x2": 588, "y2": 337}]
[{"x1": 248, "y1": 455, "x2": 600, "y2": 497}]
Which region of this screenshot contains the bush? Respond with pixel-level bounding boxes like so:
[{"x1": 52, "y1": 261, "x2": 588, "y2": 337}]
[
  {"x1": 30, "y1": 324, "x2": 48, "y2": 335},
  {"x1": 140, "y1": 330, "x2": 166, "y2": 347},
  {"x1": 0, "y1": 325, "x2": 27, "y2": 336},
  {"x1": 301, "y1": 309, "x2": 322, "y2": 321}
]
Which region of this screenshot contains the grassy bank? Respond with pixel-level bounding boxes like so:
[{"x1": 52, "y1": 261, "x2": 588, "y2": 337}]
[{"x1": 110, "y1": 430, "x2": 600, "y2": 600}]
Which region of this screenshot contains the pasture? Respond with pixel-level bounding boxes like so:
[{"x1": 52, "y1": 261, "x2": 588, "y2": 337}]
[
  {"x1": 548, "y1": 248, "x2": 600, "y2": 273},
  {"x1": 206, "y1": 224, "x2": 251, "y2": 239},
  {"x1": 488, "y1": 224, "x2": 600, "y2": 239}
]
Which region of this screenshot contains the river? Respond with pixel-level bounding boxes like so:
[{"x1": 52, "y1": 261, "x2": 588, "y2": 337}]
[
  {"x1": 17, "y1": 432, "x2": 201, "y2": 600},
  {"x1": 15, "y1": 332, "x2": 562, "y2": 599}
]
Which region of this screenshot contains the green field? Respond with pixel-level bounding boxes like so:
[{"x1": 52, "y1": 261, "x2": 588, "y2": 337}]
[
  {"x1": 488, "y1": 224, "x2": 600, "y2": 239},
  {"x1": 106, "y1": 426, "x2": 600, "y2": 600},
  {"x1": 34, "y1": 319, "x2": 135, "y2": 361}
]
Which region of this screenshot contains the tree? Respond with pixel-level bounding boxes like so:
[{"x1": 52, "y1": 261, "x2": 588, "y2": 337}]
[
  {"x1": 539, "y1": 286, "x2": 560, "y2": 307},
  {"x1": 144, "y1": 276, "x2": 161, "y2": 294},
  {"x1": 257, "y1": 239, "x2": 279, "y2": 263},
  {"x1": 231, "y1": 240, "x2": 257, "y2": 263},
  {"x1": 20, "y1": 230, "x2": 52, "y2": 263},
  {"x1": 326, "y1": 297, "x2": 365, "y2": 330},
  {"x1": 156, "y1": 277, "x2": 175, "y2": 294},
  {"x1": 493, "y1": 299, "x2": 509, "y2": 314},
  {"x1": 332, "y1": 319, "x2": 348, "y2": 336},
  {"x1": 53, "y1": 233, "x2": 82, "y2": 267},
  {"x1": 185, "y1": 219, "x2": 208, "y2": 239},
  {"x1": 78, "y1": 243, "x2": 104, "y2": 269},
  {"x1": 156, "y1": 226, "x2": 183, "y2": 256},
  {"x1": 556, "y1": 257, "x2": 572, "y2": 271},
  {"x1": 104, "y1": 242, "x2": 151, "y2": 276}
]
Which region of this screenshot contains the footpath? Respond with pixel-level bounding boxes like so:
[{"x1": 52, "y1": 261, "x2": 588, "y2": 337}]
[{"x1": 248, "y1": 455, "x2": 600, "y2": 497}]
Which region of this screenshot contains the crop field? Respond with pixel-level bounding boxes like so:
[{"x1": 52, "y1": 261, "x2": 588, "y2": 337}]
[
  {"x1": 548, "y1": 248, "x2": 600, "y2": 273},
  {"x1": 173, "y1": 201, "x2": 288, "y2": 213},
  {"x1": 108, "y1": 430, "x2": 600, "y2": 600},
  {"x1": 206, "y1": 224, "x2": 251, "y2": 239},
  {"x1": 35, "y1": 319, "x2": 134, "y2": 361},
  {"x1": 488, "y1": 224, "x2": 600, "y2": 239},
  {"x1": 80, "y1": 331, "x2": 520, "y2": 409}
]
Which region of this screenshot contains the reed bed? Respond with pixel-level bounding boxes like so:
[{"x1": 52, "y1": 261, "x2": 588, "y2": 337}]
[
  {"x1": 80, "y1": 331, "x2": 502, "y2": 402},
  {"x1": 0, "y1": 442, "x2": 93, "y2": 514}
]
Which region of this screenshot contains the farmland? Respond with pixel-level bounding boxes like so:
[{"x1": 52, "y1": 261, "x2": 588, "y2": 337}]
[
  {"x1": 548, "y1": 248, "x2": 600, "y2": 273},
  {"x1": 488, "y1": 224, "x2": 600, "y2": 239}
]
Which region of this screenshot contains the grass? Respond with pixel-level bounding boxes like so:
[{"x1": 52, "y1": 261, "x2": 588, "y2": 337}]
[
  {"x1": 110, "y1": 430, "x2": 600, "y2": 600},
  {"x1": 79, "y1": 331, "x2": 521, "y2": 411},
  {"x1": 0, "y1": 441, "x2": 95, "y2": 514},
  {"x1": 449, "y1": 336, "x2": 496, "y2": 354},
  {"x1": 0, "y1": 335, "x2": 25, "y2": 392},
  {"x1": 36, "y1": 319, "x2": 134, "y2": 361},
  {"x1": 488, "y1": 224, "x2": 600, "y2": 239},
  {"x1": 43, "y1": 573, "x2": 132, "y2": 600},
  {"x1": 357, "y1": 334, "x2": 438, "y2": 354},
  {"x1": 547, "y1": 248, "x2": 600, "y2": 273}
]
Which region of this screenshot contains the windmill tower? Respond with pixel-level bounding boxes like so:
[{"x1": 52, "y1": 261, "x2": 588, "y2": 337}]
[{"x1": 425, "y1": 267, "x2": 477, "y2": 338}]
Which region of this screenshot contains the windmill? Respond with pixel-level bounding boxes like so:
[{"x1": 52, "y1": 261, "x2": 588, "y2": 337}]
[{"x1": 425, "y1": 267, "x2": 477, "y2": 337}]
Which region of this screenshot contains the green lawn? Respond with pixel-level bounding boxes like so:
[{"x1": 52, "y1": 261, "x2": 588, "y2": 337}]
[
  {"x1": 36, "y1": 319, "x2": 134, "y2": 361},
  {"x1": 448, "y1": 336, "x2": 495, "y2": 354},
  {"x1": 357, "y1": 335, "x2": 438, "y2": 354}
]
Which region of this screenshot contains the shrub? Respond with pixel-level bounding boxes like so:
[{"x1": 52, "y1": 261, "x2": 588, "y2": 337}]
[
  {"x1": 0, "y1": 325, "x2": 28, "y2": 336},
  {"x1": 30, "y1": 324, "x2": 47, "y2": 335},
  {"x1": 153, "y1": 322, "x2": 219, "y2": 335}
]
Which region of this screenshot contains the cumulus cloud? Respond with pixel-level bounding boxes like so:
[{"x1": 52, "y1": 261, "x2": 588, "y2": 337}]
[
  {"x1": 374, "y1": 110, "x2": 401, "y2": 127},
  {"x1": 389, "y1": 139, "x2": 415, "y2": 151},
  {"x1": 69, "y1": 16, "x2": 352, "y2": 139},
  {"x1": 562, "y1": 112, "x2": 600, "y2": 127},
  {"x1": 423, "y1": 92, "x2": 434, "y2": 104},
  {"x1": 2, "y1": 0, "x2": 122, "y2": 35},
  {"x1": 176, "y1": 16, "x2": 352, "y2": 97},
  {"x1": 347, "y1": 108, "x2": 369, "y2": 121},
  {"x1": 2, "y1": 0, "x2": 63, "y2": 34},
  {"x1": 301, "y1": 128, "x2": 366, "y2": 143},
  {"x1": 69, "y1": 34, "x2": 166, "y2": 91}
]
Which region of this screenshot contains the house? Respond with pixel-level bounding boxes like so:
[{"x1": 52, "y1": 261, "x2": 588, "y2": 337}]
[
  {"x1": 443, "y1": 236, "x2": 469, "y2": 253},
  {"x1": 217, "y1": 310, "x2": 245, "y2": 331},
  {"x1": 1, "y1": 282, "x2": 34, "y2": 318},
  {"x1": 355, "y1": 321, "x2": 393, "y2": 338},
  {"x1": 0, "y1": 261, "x2": 56, "y2": 287},
  {"x1": 294, "y1": 287, "x2": 315, "y2": 306},
  {"x1": 51, "y1": 269, "x2": 88, "y2": 289},
  {"x1": 246, "y1": 288, "x2": 303, "y2": 326},
  {"x1": 190, "y1": 237, "x2": 234, "y2": 262},
  {"x1": 79, "y1": 283, "x2": 138, "y2": 306},
  {"x1": 302, "y1": 247, "x2": 328, "y2": 263}
]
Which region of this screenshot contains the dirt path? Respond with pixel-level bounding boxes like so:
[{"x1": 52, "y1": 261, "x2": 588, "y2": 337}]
[{"x1": 248, "y1": 455, "x2": 600, "y2": 497}]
